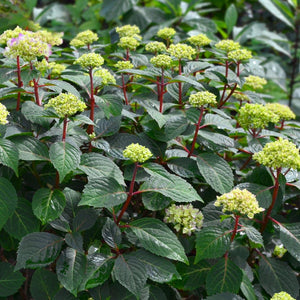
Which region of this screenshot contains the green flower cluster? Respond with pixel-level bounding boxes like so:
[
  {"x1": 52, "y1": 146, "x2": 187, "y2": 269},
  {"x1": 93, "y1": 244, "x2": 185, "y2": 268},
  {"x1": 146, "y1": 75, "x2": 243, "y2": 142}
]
[
  {"x1": 0, "y1": 26, "x2": 27, "y2": 44},
  {"x1": 50, "y1": 63, "x2": 66, "y2": 77},
  {"x1": 35, "y1": 30, "x2": 63, "y2": 46},
  {"x1": 265, "y1": 103, "x2": 296, "y2": 121},
  {"x1": 116, "y1": 25, "x2": 141, "y2": 39},
  {"x1": 253, "y1": 137, "x2": 300, "y2": 170},
  {"x1": 244, "y1": 75, "x2": 267, "y2": 90},
  {"x1": 94, "y1": 68, "x2": 116, "y2": 85},
  {"x1": 167, "y1": 43, "x2": 196, "y2": 60},
  {"x1": 228, "y1": 49, "x2": 252, "y2": 61},
  {"x1": 189, "y1": 91, "x2": 217, "y2": 107},
  {"x1": 233, "y1": 92, "x2": 250, "y2": 102},
  {"x1": 271, "y1": 292, "x2": 296, "y2": 300},
  {"x1": 215, "y1": 39, "x2": 240, "y2": 52},
  {"x1": 273, "y1": 245, "x2": 287, "y2": 258},
  {"x1": 115, "y1": 60, "x2": 134, "y2": 70},
  {"x1": 45, "y1": 93, "x2": 86, "y2": 118},
  {"x1": 164, "y1": 204, "x2": 204, "y2": 236},
  {"x1": 70, "y1": 30, "x2": 98, "y2": 48},
  {"x1": 118, "y1": 37, "x2": 140, "y2": 50},
  {"x1": 157, "y1": 27, "x2": 176, "y2": 40},
  {"x1": 215, "y1": 188, "x2": 264, "y2": 219},
  {"x1": 238, "y1": 103, "x2": 279, "y2": 130},
  {"x1": 145, "y1": 41, "x2": 166, "y2": 53},
  {"x1": 0, "y1": 103, "x2": 9, "y2": 125},
  {"x1": 74, "y1": 53, "x2": 104, "y2": 69},
  {"x1": 187, "y1": 34, "x2": 211, "y2": 47},
  {"x1": 150, "y1": 54, "x2": 172, "y2": 68},
  {"x1": 35, "y1": 59, "x2": 66, "y2": 77},
  {"x1": 123, "y1": 143, "x2": 152, "y2": 163}
]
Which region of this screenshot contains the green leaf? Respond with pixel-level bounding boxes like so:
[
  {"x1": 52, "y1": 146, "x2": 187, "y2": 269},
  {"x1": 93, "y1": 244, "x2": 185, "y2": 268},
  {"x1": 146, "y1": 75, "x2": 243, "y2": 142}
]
[
  {"x1": 79, "y1": 153, "x2": 125, "y2": 185},
  {"x1": 240, "y1": 272, "x2": 256, "y2": 300},
  {"x1": 197, "y1": 130, "x2": 235, "y2": 150},
  {"x1": 113, "y1": 255, "x2": 147, "y2": 297},
  {"x1": 32, "y1": 188, "x2": 66, "y2": 224},
  {"x1": 170, "y1": 75, "x2": 204, "y2": 89},
  {"x1": 0, "y1": 138, "x2": 19, "y2": 175},
  {"x1": 206, "y1": 293, "x2": 244, "y2": 300},
  {"x1": 167, "y1": 157, "x2": 199, "y2": 178},
  {"x1": 128, "y1": 218, "x2": 188, "y2": 263},
  {"x1": 0, "y1": 262, "x2": 25, "y2": 297},
  {"x1": 142, "y1": 192, "x2": 172, "y2": 211},
  {"x1": 0, "y1": 177, "x2": 18, "y2": 230},
  {"x1": 25, "y1": 0, "x2": 37, "y2": 12},
  {"x1": 15, "y1": 232, "x2": 64, "y2": 270},
  {"x1": 102, "y1": 218, "x2": 122, "y2": 248},
  {"x1": 197, "y1": 153, "x2": 234, "y2": 194},
  {"x1": 139, "y1": 100, "x2": 167, "y2": 128},
  {"x1": 72, "y1": 208, "x2": 98, "y2": 232},
  {"x1": 21, "y1": 101, "x2": 51, "y2": 127},
  {"x1": 86, "y1": 260, "x2": 114, "y2": 289},
  {"x1": 65, "y1": 232, "x2": 83, "y2": 252},
  {"x1": 49, "y1": 141, "x2": 81, "y2": 183},
  {"x1": 4, "y1": 198, "x2": 39, "y2": 240},
  {"x1": 225, "y1": 4, "x2": 238, "y2": 34},
  {"x1": 258, "y1": 257, "x2": 299, "y2": 298},
  {"x1": 243, "y1": 225, "x2": 264, "y2": 247},
  {"x1": 206, "y1": 257, "x2": 243, "y2": 295},
  {"x1": 30, "y1": 268, "x2": 60, "y2": 300},
  {"x1": 100, "y1": 0, "x2": 137, "y2": 21},
  {"x1": 195, "y1": 227, "x2": 231, "y2": 263},
  {"x1": 45, "y1": 79, "x2": 81, "y2": 98},
  {"x1": 204, "y1": 114, "x2": 235, "y2": 131},
  {"x1": 79, "y1": 177, "x2": 127, "y2": 208}
]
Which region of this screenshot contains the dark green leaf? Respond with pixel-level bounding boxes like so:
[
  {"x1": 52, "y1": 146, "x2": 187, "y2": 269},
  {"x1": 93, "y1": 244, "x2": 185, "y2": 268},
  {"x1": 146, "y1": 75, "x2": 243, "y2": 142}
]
[
  {"x1": 243, "y1": 226, "x2": 264, "y2": 247},
  {"x1": 0, "y1": 138, "x2": 19, "y2": 175},
  {"x1": 100, "y1": 0, "x2": 137, "y2": 21},
  {"x1": 225, "y1": 4, "x2": 238, "y2": 34},
  {"x1": 240, "y1": 272, "x2": 256, "y2": 300},
  {"x1": 65, "y1": 232, "x2": 83, "y2": 252},
  {"x1": 142, "y1": 192, "x2": 172, "y2": 211},
  {"x1": 21, "y1": 101, "x2": 51, "y2": 127},
  {"x1": 206, "y1": 293, "x2": 244, "y2": 300},
  {"x1": 197, "y1": 130, "x2": 235, "y2": 150},
  {"x1": 149, "y1": 286, "x2": 167, "y2": 300},
  {"x1": 95, "y1": 116, "x2": 121, "y2": 137},
  {"x1": 102, "y1": 218, "x2": 122, "y2": 248},
  {"x1": 72, "y1": 208, "x2": 98, "y2": 232}
]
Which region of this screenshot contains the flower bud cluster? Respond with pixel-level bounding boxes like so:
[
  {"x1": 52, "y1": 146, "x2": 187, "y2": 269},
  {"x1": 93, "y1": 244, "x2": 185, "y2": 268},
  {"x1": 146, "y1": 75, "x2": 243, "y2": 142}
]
[
  {"x1": 238, "y1": 103, "x2": 279, "y2": 130},
  {"x1": 115, "y1": 60, "x2": 134, "y2": 70},
  {"x1": 164, "y1": 204, "x2": 204, "y2": 235},
  {"x1": 157, "y1": 27, "x2": 176, "y2": 40},
  {"x1": 150, "y1": 54, "x2": 172, "y2": 68},
  {"x1": 116, "y1": 25, "x2": 141, "y2": 39},
  {"x1": 0, "y1": 103, "x2": 9, "y2": 125},
  {"x1": 244, "y1": 75, "x2": 267, "y2": 90},
  {"x1": 123, "y1": 143, "x2": 152, "y2": 163},
  {"x1": 118, "y1": 37, "x2": 140, "y2": 50},
  {"x1": 232, "y1": 92, "x2": 250, "y2": 102},
  {"x1": 35, "y1": 59, "x2": 66, "y2": 77},
  {"x1": 215, "y1": 188, "x2": 264, "y2": 219},
  {"x1": 45, "y1": 93, "x2": 86, "y2": 118},
  {"x1": 271, "y1": 292, "x2": 296, "y2": 300},
  {"x1": 94, "y1": 68, "x2": 116, "y2": 85},
  {"x1": 187, "y1": 34, "x2": 211, "y2": 47},
  {"x1": 167, "y1": 43, "x2": 196, "y2": 60},
  {"x1": 145, "y1": 41, "x2": 167, "y2": 53},
  {"x1": 189, "y1": 91, "x2": 217, "y2": 107},
  {"x1": 253, "y1": 137, "x2": 300, "y2": 170},
  {"x1": 215, "y1": 39, "x2": 240, "y2": 52},
  {"x1": 70, "y1": 30, "x2": 98, "y2": 48},
  {"x1": 273, "y1": 245, "x2": 287, "y2": 258},
  {"x1": 0, "y1": 26, "x2": 27, "y2": 44},
  {"x1": 35, "y1": 30, "x2": 63, "y2": 46},
  {"x1": 265, "y1": 103, "x2": 296, "y2": 121},
  {"x1": 74, "y1": 53, "x2": 104, "y2": 69},
  {"x1": 228, "y1": 49, "x2": 252, "y2": 61}
]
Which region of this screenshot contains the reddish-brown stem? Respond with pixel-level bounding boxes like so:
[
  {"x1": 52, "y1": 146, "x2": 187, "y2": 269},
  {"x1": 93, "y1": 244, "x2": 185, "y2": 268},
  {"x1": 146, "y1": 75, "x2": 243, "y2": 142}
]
[
  {"x1": 188, "y1": 106, "x2": 204, "y2": 157},
  {"x1": 159, "y1": 68, "x2": 165, "y2": 113},
  {"x1": 231, "y1": 215, "x2": 240, "y2": 242},
  {"x1": 87, "y1": 68, "x2": 95, "y2": 134},
  {"x1": 121, "y1": 74, "x2": 129, "y2": 105},
  {"x1": 62, "y1": 116, "x2": 68, "y2": 142},
  {"x1": 33, "y1": 78, "x2": 41, "y2": 106},
  {"x1": 126, "y1": 49, "x2": 130, "y2": 61},
  {"x1": 268, "y1": 216, "x2": 281, "y2": 226},
  {"x1": 240, "y1": 155, "x2": 252, "y2": 171},
  {"x1": 16, "y1": 56, "x2": 23, "y2": 111},
  {"x1": 178, "y1": 59, "x2": 182, "y2": 106},
  {"x1": 116, "y1": 162, "x2": 139, "y2": 225},
  {"x1": 55, "y1": 171, "x2": 60, "y2": 189}
]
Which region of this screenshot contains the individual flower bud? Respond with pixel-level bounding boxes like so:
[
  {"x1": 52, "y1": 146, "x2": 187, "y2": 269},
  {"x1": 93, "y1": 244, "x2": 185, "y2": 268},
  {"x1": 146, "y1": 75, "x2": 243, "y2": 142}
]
[
  {"x1": 44, "y1": 93, "x2": 86, "y2": 118},
  {"x1": 48, "y1": 62, "x2": 66, "y2": 77},
  {"x1": 94, "y1": 68, "x2": 116, "y2": 85},
  {"x1": 35, "y1": 30, "x2": 63, "y2": 46},
  {"x1": 232, "y1": 91, "x2": 250, "y2": 102},
  {"x1": 244, "y1": 75, "x2": 267, "y2": 90},
  {"x1": 164, "y1": 204, "x2": 204, "y2": 236},
  {"x1": 238, "y1": 103, "x2": 280, "y2": 130},
  {"x1": 271, "y1": 292, "x2": 296, "y2": 300},
  {"x1": 189, "y1": 91, "x2": 217, "y2": 107},
  {"x1": 215, "y1": 188, "x2": 264, "y2": 219},
  {"x1": 265, "y1": 103, "x2": 296, "y2": 121},
  {"x1": 273, "y1": 245, "x2": 287, "y2": 258},
  {"x1": 0, "y1": 103, "x2": 9, "y2": 125},
  {"x1": 116, "y1": 24, "x2": 141, "y2": 39},
  {"x1": 167, "y1": 43, "x2": 196, "y2": 60},
  {"x1": 74, "y1": 52, "x2": 104, "y2": 69},
  {"x1": 187, "y1": 34, "x2": 211, "y2": 47},
  {"x1": 157, "y1": 27, "x2": 176, "y2": 40},
  {"x1": 34, "y1": 59, "x2": 49, "y2": 75},
  {"x1": 115, "y1": 60, "x2": 134, "y2": 71},
  {"x1": 145, "y1": 41, "x2": 167, "y2": 53},
  {"x1": 118, "y1": 36, "x2": 140, "y2": 50},
  {"x1": 150, "y1": 54, "x2": 172, "y2": 68},
  {"x1": 123, "y1": 143, "x2": 152, "y2": 163},
  {"x1": 253, "y1": 137, "x2": 300, "y2": 170},
  {"x1": 215, "y1": 39, "x2": 240, "y2": 52},
  {"x1": 70, "y1": 30, "x2": 98, "y2": 48},
  {"x1": 228, "y1": 49, "x2": 252, "y2": 61},
  {"x1": 0, "y1": 26, "x2": 27, "y2": 44}
]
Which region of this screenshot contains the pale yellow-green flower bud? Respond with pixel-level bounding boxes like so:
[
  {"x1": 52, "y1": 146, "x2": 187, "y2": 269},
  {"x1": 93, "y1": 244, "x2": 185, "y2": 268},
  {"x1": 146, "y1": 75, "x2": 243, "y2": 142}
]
[
  {"x1": 0, "y1": 26, "x2": 27, "y2": 44},
  {"x1": 167, "y1": 43, "x2": 196, "y2": 60},
  {"x1": 44, "y1": 93, "x2": 86, "y2": 118},
  {"x1": 35, "y1": 30, "x2": 63, "y2": 46},
  {"x1": 48, "y1": 62, "x2": 66, "y2": 77},
  {"x1": 34, "y1": 59, "x2": 49, "y2": 75},
  {"x1": 150, "y1": 54, "x2": 172, "y2": 68},
  {"x1": 265, "y1": 103, "x2": 296, "y2": 121},
  {"x1": 215, "y1": 188, "x2": 264, "y2": 219},
  {"x1": 118, "y1": 36, "x2": 140, "y2": 50},
  {"x1": 273, "y1": 245, "x2": 287, "y2": 258},
  {"x1": 215, "y1": 39, "x2": 240, "y2": 52},
  {"x1": 228, "y1": 49, "x2": 252, "y2": 61},
  {"x1": 232, "y1": 92, "x2": 250, "y2": 102},
  {"x1": 164, "y1": 204, "x2": 203, "y2": 236},
  {"x1": 94, "y1": 68, "x2": 116, "y2": 85},
  {"x1": 145, "y1": 41, "x2": 167, "y2": 53},
  {"x1": 157, "y1": 27, "x2": 176, "y2": 40},
  {"x1": 116, "y1": 24, "x2": 141, "y2": 38},
  {"x1": 123, "y1": 143, "x2": 152, "y2": 163},
  {"x1": 74, "y1": 52, "x2": 104, "y2": 69},
  {"x1": 115, "y1": 60, "x2": 134, "y2": 71},
  {"x1": 189, "y1": 91, "x2": 217, "y2": 107},
  {"x1": 70, "y1": 30, "x2": 98, "y2": 48},
  {"x1": 253, "y1": 137, "x2": 300, "y2": 170},
  {"x1": 0, "y1": 103, "x2": 9, "y2": 125},
  {"x1": 271, "y1": 292, "x2": 296, "y2": 300},
  {"x1": 244, "y1": 75, "x2": 267, "y2": 90},
  {"x1": 187, "y1": 34, "x2": 211, "y2": 47}
]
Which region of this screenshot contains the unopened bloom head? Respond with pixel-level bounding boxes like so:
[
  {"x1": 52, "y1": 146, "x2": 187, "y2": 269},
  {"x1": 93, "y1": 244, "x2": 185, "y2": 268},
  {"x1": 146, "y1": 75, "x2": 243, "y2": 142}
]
[
  {"x1": 273, "y1": 245, "x2": 287, "y2": 258},
  {"x1": 94, "y1": 68, "x2": 116, "y2": 85},
  {"x1": 164, "y1": 204, "x2": 203, "y2": 235},
  {"x1": 70, "y1": 30, "x2": 98, "y2": 48},
  {"x1": 0, "y1": 103, "x2": 9, "y2": 125},
  {"x1": 167, "y1": 43, "x2": 196, "y2": 60},
  {"x1": 265, "y1": 103, "x2": 296, "y2": 121},
  {"x1": 189, "y1": 91, "x2": 217, "y2": 107},
  {"x1": 215, "y1": 39, "x2": 240, "y2": 52},
  {"x1": 157, "y1": 27, "x2": 176, "y2": 40},
  {"x1": 123, "y1": 143, "x2": 152, "y2": 163},
  {"x1": 145, "y1": 41, "x2": 166, "y2": 53},
  {"x1": 188, "y1": 34, "x2": 211, "y2": 47},
  {"x1": 45, "y1": 93, "x2": 86, "y2": 118},
  {"x1": 244, "y1": 75, "x2": 267, "y2": 90},
  {"x1": 115, "y1": 60, "x2": 134, "y2": 71},
  {"x1": 215, "y1": 188, "x2": 264, "y2": 219},
  {"x1": 232, "y1": 91, "x2": 250, "y2": 102},
  {"x1": 253, "y1": 137, "x2": 300, "y2": 170},
  {"x1": 228, "y1": 49, "x2": 252, "y2": 61},
  {"x1": 150, "y1": 54, "x2": 172, "y2": 68},
  {"x1": 116, "y1": 25, "x2": 141, "y2": 39},
  {"x1": 48, "y1": 62, "x2": 66, "y2": 77},
  {"x1": 271, "y1": 292, "x2": 296, "y2": 300},
  {"x1": 74, "y1": 53, "x2": 104, "y2": 69},
  {"x1": 238, "y1": 103, "x2": 279, "y2": 130},
  {"x1": 35, "y1": 30, "x2": 63, "y2": 46},
  {"x1": 118, "y1": 36, "x2": 140, "y2": 50},
  {"x1": 0, "y1": 26, "x2": 27, "y2": 44}
]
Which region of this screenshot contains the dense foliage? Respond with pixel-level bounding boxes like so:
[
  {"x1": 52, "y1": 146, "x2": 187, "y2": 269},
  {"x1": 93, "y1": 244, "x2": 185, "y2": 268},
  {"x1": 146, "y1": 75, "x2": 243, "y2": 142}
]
[{"x1": 0, "y1": 0, "x2": 299, "y2": 299}]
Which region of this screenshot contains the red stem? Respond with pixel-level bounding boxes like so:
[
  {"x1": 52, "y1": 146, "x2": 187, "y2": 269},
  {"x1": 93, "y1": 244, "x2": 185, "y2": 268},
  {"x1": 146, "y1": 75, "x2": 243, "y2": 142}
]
[
  {"x1": 62, "y1": 116, "x2": 68, "y2": 142},
  {"x1": 122, "y1": 74, "x2": 129, "y2": 105},
  {"x1": 87, "y1": 68, "x2": 95, "y2": 134},
  {"x1": 16, "y1": 56, "x2": 23, "y2": 111},
  {"x1": 126, "y1": 49, "x2": 130, "y2": 61},
  {"x1": 231, "y1": 215, "x2": 240, "y2": 242},
  {"x1": 159, "y1": 68, "x2": 165, "y2": 113},
  {"x1": 188, "y1": 106, "x2": 204, "y2": 157}
]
